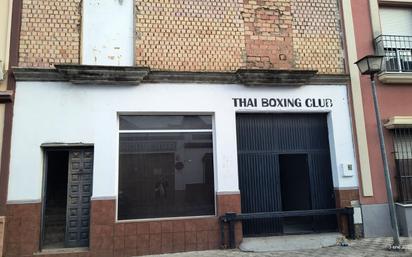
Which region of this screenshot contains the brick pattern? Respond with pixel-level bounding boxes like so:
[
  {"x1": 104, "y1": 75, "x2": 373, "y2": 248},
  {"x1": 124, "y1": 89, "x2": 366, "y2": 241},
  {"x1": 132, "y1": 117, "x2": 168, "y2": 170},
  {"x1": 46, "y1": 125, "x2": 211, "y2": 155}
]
[
  {"x1": 242, "y1": 0, "x2": 293, "y2": 69},
  {"x1": 18, "y1": 0, "x2": 81, "y2": 67},
  {"x1": 291, "y1": 0, "x2": 344, "y2": 74},
  {"x1": 135, "y1": 0, "x2": 245, "y2": 72},
  {"x1": 17, "y1": 0, "x2": 344, "y2": 74},
  {"x1": 135, "y1": 0, "x2": 345, "y2": 73}
]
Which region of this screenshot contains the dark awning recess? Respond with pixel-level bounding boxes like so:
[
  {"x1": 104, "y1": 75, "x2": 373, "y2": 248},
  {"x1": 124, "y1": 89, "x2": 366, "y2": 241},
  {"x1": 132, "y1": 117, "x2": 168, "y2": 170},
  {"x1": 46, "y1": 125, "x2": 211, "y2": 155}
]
[{"x1": 0, "y1": 90, "x2": 13, "y2": 103}]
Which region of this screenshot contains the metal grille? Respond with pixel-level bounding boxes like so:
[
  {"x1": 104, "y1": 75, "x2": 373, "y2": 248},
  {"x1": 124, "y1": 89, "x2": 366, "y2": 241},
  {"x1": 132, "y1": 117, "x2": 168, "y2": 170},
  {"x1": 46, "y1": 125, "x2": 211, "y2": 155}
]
[
  {"x1": 375, "y1": 35, "x2": 412, "y2": 72},
  {"x1": 236, "y1": 113, "x2": 336, "y2": 236},
  {"x1": 393, "y1": 128, "x2": 412, "y2": 203}
]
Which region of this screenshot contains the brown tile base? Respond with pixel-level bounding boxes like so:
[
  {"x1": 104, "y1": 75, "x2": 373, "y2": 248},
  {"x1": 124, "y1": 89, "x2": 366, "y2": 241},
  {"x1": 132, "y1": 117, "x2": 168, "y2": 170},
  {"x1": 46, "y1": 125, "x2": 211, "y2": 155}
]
[
  {"x1": 4, "y1": 203, "x2": 41, "y2": 257},
  {"x1": 335, "y1": 189, "x2": 360, "y2": 236},
  {"x1": 3, "y1": 190, "x2": 363, "y2": 255},
  {"x1": 3, "y1": 193, "x2": 242, "y2": 257},
  {"x1": 335, "y1": 189, "x2": 359, "y2": 208},
  {"x1": 90, "y1": 193, "x2": 242, "y2": 257}
]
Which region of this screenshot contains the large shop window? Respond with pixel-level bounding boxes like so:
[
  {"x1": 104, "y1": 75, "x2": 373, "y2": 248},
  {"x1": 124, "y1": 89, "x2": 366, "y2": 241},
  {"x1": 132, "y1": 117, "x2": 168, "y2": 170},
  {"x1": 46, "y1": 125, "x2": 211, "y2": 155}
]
[
  {"x1": 393, "y1": 128, "x2": 412, "y2": 203},
  {"x1": 118, "y1": 115, "x2": 215, "y2": 220}
]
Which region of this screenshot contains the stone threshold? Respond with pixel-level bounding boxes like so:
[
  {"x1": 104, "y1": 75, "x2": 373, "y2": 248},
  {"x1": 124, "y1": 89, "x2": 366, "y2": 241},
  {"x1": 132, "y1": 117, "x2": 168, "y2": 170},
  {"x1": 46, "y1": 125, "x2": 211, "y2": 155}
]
[{"x1": 34, "y1": 247, "x2": 89, "y2": 255}]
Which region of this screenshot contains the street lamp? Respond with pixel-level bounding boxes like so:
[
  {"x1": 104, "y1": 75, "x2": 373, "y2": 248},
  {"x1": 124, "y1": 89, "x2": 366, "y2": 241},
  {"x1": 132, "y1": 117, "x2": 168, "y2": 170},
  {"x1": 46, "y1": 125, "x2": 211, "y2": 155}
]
[{"x1": 355, "y1": 55, "x2": 401, "y2": 249}]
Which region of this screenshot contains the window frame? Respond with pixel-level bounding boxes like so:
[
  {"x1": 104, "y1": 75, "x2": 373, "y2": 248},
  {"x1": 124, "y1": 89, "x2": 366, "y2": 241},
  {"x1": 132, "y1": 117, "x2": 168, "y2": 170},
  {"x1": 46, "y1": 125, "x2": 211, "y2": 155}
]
[
  {"x1": 115, "y1": 113, "x2": 217, "y2": 222},
  {"x1": 377, "y1": 7, "x2": 412, "y2": 72},
  {"x1": 392, "y1": 128, "x2": 412, "y2": 204}
]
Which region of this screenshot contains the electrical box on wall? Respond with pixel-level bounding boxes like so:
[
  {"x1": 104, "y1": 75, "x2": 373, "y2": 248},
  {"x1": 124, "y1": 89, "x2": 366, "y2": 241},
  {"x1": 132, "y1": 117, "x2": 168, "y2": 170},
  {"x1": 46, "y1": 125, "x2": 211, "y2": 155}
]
[{"x1": 341, "y1": 163, "x2": 354, "y2": 177}]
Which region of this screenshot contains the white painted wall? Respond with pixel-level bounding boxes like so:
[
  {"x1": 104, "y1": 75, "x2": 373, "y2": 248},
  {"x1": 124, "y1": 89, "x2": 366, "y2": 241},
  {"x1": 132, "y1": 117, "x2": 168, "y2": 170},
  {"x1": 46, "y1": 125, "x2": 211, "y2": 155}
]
[
  {"x1": 8, "y1": 82, "x2": 359, "y2": 202},
  {"x1": 82, "y1": 0, "x2": 134, "y2": 66}
]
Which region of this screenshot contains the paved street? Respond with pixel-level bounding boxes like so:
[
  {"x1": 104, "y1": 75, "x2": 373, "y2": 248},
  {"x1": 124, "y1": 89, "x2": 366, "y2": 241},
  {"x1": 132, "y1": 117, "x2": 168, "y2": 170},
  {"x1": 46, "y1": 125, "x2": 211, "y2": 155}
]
[{"x1": 145, "y1": 237, "x2": 412, "y2": 257}]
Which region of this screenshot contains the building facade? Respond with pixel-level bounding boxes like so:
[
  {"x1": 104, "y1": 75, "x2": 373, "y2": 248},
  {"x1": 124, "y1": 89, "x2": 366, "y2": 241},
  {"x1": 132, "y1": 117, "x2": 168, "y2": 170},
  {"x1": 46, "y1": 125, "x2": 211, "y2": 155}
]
[
  {"x1": 347, "y1": 0, "x2": 412, "y2": 237},
  {"x1": 0, "y1": 0, "x2": 16, "y2": 255},
  {"x1": 2, "y1": 0, "x2": 367, "y2": 256}
]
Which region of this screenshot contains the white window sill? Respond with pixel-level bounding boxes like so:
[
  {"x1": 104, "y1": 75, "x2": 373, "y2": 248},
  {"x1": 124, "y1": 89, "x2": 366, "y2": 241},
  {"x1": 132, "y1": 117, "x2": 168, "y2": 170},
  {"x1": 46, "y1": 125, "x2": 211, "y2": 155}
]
[{"x1": 378, "y1": 71, "x2": 412, "y2": 84}]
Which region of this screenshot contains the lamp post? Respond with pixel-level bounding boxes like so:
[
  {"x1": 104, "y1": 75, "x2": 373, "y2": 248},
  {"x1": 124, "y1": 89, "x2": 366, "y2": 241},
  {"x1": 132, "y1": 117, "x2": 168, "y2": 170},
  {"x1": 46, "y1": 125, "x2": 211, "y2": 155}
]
[{"x1": 355, "y1": 55, "x2": 401, "y2": 249}]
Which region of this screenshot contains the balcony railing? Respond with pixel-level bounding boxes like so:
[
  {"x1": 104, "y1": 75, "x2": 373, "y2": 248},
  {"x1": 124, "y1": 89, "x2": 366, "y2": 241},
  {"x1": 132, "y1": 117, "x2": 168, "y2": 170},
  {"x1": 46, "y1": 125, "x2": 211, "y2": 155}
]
[{"x1": 375, "y1": 35, "x2": 412, "y2": 72}]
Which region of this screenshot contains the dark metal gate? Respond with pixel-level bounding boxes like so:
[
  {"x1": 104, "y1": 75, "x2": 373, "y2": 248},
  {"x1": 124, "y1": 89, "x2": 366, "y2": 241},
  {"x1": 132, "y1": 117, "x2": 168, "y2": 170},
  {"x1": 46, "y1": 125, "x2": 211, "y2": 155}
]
[
  {"x1": 393, "y1": 128, "x2": 412, "y2": 203},
  {"x1": 236, "y1": 113, "x2": 336, "y2": 236},
  {"x1": 65, "y1": 148, "x2": 93, "y2": 247}
]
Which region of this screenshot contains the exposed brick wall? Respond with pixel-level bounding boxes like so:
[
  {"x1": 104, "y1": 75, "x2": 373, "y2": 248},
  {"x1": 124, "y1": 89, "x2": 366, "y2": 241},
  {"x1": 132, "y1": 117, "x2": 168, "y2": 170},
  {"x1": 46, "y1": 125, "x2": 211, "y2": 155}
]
[
  {"x1": 242, "y1": 0, "x2": 344, "y2": 74},
  {"x1": 291, "y1": 0, "x2": 344, "y2": 74},
  {"x1": 135, "y1": 0, "x2": 245, "y2": 72},
  {"x1": 242, "y1": 0, "x2": 294, "y2": 69},
  {"x1": 18, "y1": 0, "x2": 81, "y2": 67},
  {"x1": 136, "y1": 0, "x2": 344, "y2": 73},
  {"x1": 17, "y1": 0, "x2": 344, "y2": 74}
]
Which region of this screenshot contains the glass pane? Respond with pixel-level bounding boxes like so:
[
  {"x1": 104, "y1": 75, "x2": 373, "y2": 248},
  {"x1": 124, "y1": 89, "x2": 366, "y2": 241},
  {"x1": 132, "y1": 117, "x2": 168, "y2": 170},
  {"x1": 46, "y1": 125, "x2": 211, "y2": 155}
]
[
  {"x1": 119, "y1": 115, "x2": 212, "y2": 130},
  {"x1": 118, "y1": 132, "x2": 215, "y2": 220},
  {"x1": 399, "y1": 50, "x2": 412, "y2": 71}
]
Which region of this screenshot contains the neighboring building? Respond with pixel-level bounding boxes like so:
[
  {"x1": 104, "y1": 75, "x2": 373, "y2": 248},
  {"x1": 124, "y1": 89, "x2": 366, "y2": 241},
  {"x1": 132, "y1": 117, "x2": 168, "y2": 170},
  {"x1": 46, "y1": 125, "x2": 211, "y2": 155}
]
[
  {"x1": 0, "y1": 0, "x2": 16, "y2": 256},
  {"x1": 347, "y1": 0, "x2": 412, "y2": 237},
  {"x1": 2, "y1": 0, "x2": 367, "y2": 256}
]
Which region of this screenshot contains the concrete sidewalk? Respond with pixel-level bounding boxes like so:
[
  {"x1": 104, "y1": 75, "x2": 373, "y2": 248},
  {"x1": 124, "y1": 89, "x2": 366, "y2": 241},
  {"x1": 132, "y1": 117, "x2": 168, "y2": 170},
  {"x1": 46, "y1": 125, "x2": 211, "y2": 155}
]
[{"x1": 143, "y1": 237, "x2": 412, "y2": 257}]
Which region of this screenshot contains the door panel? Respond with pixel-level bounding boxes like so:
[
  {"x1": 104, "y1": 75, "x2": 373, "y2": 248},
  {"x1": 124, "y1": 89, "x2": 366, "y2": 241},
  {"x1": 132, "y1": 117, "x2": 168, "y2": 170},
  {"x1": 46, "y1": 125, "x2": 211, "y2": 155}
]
[
  {"x1": 238, "y1": 153, "x2": 282, "y2": 235},
  {"x1": 236, "y1": 113, "x2": 336, "y2": 236},
  {"x1": 65, "y1": 149, "x2": 93, "y2": 247},
  {"x1": 309, "y1": 152, "x2": 337, "y2": 231}
]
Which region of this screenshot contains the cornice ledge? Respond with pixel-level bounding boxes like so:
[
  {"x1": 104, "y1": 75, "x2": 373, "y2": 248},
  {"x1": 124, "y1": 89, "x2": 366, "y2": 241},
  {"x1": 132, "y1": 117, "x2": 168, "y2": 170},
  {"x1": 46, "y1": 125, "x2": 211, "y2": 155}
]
[
  {"x1": 146, "y1": 71, "x2": 237, "y2": 84},
  {"x1": 384, "y1": 116, "x2": 412, "y2": 129},
  {"x1": 12, "y1": 66, "x2": 349, "y2": 86},
  {"x1": 13, "y1": 67, "x2": 64, "y2": 81},
  {"x1": 309, "y1": 73, "x2": 350, "y2": 85},
  {"x1": 13, "y1": 65, "x2": 151, "y2": 85},
  {"x1": 55, "y1": 64, "x2": 151, "y2": 85},
  {"x1": 378, "y1": 72, "x2": 412, "y2": 84},
  {"x1": 236, "y1": 69, "x2": 318, "y2": 87}
]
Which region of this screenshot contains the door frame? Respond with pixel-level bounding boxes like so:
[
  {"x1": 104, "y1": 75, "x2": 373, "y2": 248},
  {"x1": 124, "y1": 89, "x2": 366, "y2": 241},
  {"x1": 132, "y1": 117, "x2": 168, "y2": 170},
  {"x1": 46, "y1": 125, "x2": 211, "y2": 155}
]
[{"x1": 40, "y1": 144, "x2": 94, "y2": 250}]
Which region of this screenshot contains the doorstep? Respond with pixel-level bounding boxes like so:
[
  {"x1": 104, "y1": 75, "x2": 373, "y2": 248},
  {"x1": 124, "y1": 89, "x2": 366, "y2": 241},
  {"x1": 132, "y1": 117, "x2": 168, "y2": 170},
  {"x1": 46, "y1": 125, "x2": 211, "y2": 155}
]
[{"x1": 34, "y1": 247, "x2": 89, "y2": 256}]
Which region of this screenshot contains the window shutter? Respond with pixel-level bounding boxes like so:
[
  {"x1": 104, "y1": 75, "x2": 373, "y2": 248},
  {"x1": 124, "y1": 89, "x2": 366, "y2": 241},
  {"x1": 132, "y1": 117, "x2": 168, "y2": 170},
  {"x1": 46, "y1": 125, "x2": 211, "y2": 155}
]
[{"x1": 380, "y1": 7, "x2": 412, "y2": 36}]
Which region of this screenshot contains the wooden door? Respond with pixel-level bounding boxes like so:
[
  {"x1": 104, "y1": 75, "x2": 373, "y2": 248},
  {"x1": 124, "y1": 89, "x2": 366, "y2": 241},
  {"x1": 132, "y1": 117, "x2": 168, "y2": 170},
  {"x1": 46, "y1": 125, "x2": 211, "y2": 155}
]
[{"x1": 65, "y1": 149, "x2": 93, "y2": 247}]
